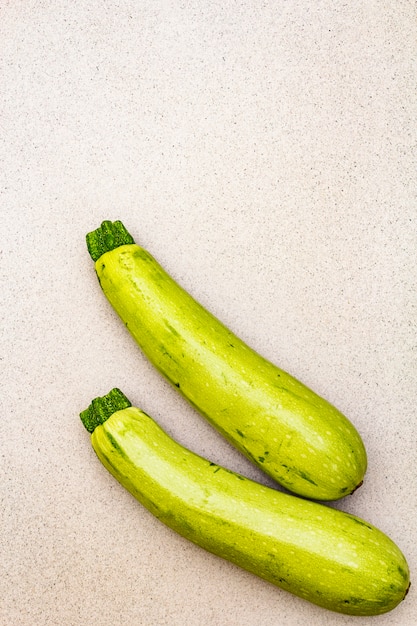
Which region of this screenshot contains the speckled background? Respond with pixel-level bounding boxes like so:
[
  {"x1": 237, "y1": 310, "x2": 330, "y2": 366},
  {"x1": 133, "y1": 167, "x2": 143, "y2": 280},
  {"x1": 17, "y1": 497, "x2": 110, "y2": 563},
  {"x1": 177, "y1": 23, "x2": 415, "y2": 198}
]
[{"x1": 1, "y1": 1, "x2": 416, "y2": 625}]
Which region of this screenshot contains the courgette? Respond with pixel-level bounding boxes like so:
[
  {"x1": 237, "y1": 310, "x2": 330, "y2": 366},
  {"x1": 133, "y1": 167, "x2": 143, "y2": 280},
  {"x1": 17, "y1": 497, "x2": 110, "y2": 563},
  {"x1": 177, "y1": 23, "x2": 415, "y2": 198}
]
[
  {"x1": 80, "y1": 388, "x2": 410, "y2": 616},
  {"x1": 86, "y1": 220, "x2": 367, "y2": 500}
]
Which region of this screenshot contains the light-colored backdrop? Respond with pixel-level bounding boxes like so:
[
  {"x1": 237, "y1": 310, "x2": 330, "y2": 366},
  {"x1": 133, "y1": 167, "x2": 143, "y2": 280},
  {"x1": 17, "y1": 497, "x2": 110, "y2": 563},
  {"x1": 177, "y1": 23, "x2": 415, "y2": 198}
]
[{"x1": 1, "y1": 1, "x2": 416, "y2": 624}]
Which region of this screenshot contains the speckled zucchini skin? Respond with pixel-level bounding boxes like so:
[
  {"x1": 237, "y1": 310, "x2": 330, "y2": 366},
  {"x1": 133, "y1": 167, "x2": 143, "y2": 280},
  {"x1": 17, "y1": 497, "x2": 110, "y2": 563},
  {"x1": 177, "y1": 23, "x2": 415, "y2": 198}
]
[
  {"x1": 86, "y1": 221, "x2": 367, "y2": 500},
  {"x1": 80, "y1": 390, "x2": 409, "y2": 616}
]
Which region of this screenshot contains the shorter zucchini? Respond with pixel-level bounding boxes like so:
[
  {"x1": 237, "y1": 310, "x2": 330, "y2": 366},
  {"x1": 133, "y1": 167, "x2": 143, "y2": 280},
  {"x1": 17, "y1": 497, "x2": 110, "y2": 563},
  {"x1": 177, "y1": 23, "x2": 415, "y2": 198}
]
[
  {"x1": 80, "y1": 388, "x2": 410, "y2": 616},
  {"x1": 85, "y1": 220, "x2": 367, "y2": 501}
]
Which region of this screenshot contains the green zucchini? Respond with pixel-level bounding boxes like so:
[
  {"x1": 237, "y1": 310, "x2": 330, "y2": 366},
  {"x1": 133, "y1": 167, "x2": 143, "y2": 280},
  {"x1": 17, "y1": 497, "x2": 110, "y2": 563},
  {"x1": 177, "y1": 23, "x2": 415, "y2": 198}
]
[
  {"x1": 80, "y1": 389, "x2": 409, "y2": 616},
  {"x1": 86, "y1": 220, "x2": 367, "y2": 501}
]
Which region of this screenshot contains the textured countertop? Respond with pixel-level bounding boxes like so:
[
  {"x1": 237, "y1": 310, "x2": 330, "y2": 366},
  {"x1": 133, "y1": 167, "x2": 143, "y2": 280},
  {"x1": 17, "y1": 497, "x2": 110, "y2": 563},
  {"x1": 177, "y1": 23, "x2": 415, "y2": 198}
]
[{"x1": 1, "y1": 2, "x2": 416, "y2": 625}]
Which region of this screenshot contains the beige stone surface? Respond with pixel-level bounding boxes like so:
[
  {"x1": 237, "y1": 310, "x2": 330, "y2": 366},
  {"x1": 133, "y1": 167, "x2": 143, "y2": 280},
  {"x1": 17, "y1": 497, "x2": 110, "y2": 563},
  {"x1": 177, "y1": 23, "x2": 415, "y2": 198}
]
[{"x1": 1, "y1": 1, "x2": 416, "y2": 624}]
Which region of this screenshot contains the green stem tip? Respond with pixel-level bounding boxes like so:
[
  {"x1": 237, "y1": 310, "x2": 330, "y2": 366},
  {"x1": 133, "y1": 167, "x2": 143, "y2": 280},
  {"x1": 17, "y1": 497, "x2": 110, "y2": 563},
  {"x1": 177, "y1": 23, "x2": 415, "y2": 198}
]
[
  {"x1": 86, "y1": 220, "x2": 135, "y2": 262},
  {"x1": 80, "y1": 388, "x2": 132, "y2": 433}
]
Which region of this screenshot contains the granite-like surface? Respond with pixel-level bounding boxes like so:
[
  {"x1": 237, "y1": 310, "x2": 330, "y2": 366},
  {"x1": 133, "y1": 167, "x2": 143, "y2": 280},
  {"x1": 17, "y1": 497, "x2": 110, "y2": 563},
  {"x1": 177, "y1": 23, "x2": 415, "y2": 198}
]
[{"x1": 1, "y1": 2, "x2": 416, "y2": 624}]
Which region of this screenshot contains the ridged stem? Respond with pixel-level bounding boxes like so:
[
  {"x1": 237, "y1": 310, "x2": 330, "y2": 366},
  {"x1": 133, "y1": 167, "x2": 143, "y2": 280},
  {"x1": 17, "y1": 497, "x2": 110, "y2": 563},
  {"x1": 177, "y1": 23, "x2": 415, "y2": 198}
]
[
  {"x1": 86, "y1": 220, "x2": 135, "y2": 262},
  {"x1": 80, "y1": 388, "x2": 132, "y2": 433}
]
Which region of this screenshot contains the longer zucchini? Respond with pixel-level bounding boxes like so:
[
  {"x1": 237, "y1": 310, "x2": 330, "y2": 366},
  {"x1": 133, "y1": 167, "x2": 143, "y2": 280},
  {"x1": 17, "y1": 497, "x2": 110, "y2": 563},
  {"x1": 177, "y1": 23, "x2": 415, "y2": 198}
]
[
  {"x1": 80, "y1": 389, "x2": 409, "y2": 616},
  {"x1": 86, "y1": 220, "x2": 367, "y2": 500}
]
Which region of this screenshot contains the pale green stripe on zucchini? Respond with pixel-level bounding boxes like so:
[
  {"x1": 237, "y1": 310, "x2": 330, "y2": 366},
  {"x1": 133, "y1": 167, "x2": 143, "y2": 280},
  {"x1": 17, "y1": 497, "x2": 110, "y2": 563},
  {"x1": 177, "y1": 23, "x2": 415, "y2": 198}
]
[
  {"x1": 80, "y1": 389, "x2": 410, "y2": 616},
  {"x1": 86, "y1": 221, "x2": 367, "y2": 501}
]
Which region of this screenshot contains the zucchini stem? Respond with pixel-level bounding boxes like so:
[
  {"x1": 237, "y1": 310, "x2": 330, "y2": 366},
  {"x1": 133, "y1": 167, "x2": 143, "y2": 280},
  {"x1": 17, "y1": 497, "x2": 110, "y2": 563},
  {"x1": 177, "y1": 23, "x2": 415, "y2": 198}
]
[
  {"x1": 80, "y1": 388, "x2": 132, "y2": 433},
  {"x1": 86, "y1": 220, "x2": 135, "y2": 261}
]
